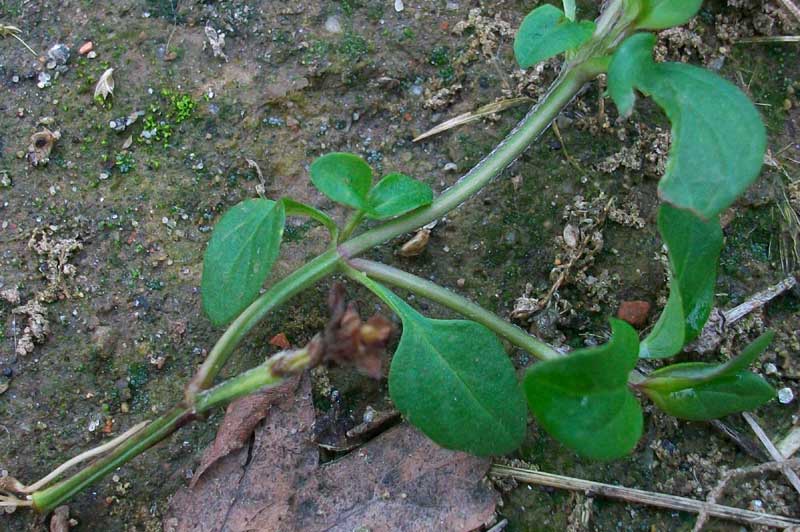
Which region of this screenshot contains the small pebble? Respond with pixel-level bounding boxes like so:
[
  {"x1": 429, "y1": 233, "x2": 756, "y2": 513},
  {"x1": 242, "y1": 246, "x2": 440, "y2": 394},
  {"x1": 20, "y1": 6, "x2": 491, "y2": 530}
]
[
  {"x1": 764, "y1": 362, "x2": 778, "y2": 375},
  {"x1": 394, "y1": 0, "x2": 404, "y2": 12},
  {"x1": 324, "y1": 16, "x2": 342, "y2": 34},
  {"x1": 87, "y1": 51, "x2": 97, "y2": 59},
  {"x1": 456, "y1": 278, "x2": 466, "y2": 288},
  {"x1": 778, "y1": 387, "x2": 794, "y2": 404},
  {"x1": 78, "y1": 41, "x2": 94, "y2": 55}
]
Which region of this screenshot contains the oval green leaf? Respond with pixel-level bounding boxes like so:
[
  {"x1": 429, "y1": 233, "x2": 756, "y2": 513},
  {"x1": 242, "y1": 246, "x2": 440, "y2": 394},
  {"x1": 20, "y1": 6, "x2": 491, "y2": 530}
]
[
  {"x1": 310, "y1": 152, "x2": 372, "y2": 210},
  {"x1": 608, "y1": 33, "x2": 766, "y2": 219},
  {"x1": 360, "y1": 278, "x2": 527, "y2": 456},
  {"x1": 201, "y1": 198, "x2": 285, "y2": 326},
  {"x1": 640, "y1": 204, "x2": 723, "y2": 358},
  {"x1": 636, "y1": 0, "x2": 703, "y2": 30},
  {"x1": 523, "y1": 320, "x2": 643, "y2": 460},
  {"x1": 514, "y1": 4, "x2": 595, "y2": 69},
  {"x1": 365, "y1": 173, "x2": 433, "y2": 220}
]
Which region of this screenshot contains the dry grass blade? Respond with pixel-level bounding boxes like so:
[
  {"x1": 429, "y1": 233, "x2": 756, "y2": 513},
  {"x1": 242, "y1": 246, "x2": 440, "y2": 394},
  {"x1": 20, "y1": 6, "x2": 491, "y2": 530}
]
[
  {"x1": 413, "y1": 97, "x2": 532, "y2": 143},
  {"x1": 490, "y1": 464, "x2": 800, "y2": 529},
  {"x1": 0, "y1": 23, "x2": 38, "y2": 56}
]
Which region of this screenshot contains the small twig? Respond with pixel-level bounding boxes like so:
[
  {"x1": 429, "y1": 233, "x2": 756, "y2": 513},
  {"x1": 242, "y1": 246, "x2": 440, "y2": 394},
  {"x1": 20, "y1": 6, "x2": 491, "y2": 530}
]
[
  {"x1": 742, "y1": 412, "x2": 800, "y2": 496},
  {"x1": 709, "y1": 419, "x2": 768, "y2": 461},
  {"x1": 778, "y1": 425, "x2": 800, "y2": 459},
  {"x1": 0, "y1": 24, "x2": 38, "y2": 56},
  {"x1": 490, "y1": 464, "x2": 800, "y2": 529},
  {"x1": 486, "y1": 518, "x2": 508, "y2": 532},
  {"x1": 736, "y1": 35, "x2": 800, "y2": 44},
  {"x1": 22, "y1": 421, "x2": 149, "y2": 493},
  {"x1": 693, "y1": 458, "x2": 800, "y2": 531},
  {"x1": 776, "y1": 0, "x2": 800, "y2": 24},
  {"x1": 552, "y1": 121, "x2": 583, "y2": 172}
]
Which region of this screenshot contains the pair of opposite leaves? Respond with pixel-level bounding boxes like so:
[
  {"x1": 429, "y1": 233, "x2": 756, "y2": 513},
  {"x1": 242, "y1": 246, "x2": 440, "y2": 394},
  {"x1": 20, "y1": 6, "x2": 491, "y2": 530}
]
[{"x1": 201, "y1": 154, "x2": 433, "y2": 326}]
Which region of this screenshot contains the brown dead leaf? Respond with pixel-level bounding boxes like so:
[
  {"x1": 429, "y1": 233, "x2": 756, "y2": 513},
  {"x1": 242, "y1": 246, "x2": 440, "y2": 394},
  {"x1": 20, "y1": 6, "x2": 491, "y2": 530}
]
[
  {"x1": 166, "y1": 375, "x2": 498, "y2": 532},
  {"x1": 190, "y1": 376, "x2": 300, "y2": 487}
]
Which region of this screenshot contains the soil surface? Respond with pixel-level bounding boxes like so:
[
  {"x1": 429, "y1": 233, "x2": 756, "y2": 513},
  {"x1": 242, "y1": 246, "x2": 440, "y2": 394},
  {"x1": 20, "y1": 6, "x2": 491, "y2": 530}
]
[{"x1": 1, "y1": 0, "x2": 799, "y2": 531}]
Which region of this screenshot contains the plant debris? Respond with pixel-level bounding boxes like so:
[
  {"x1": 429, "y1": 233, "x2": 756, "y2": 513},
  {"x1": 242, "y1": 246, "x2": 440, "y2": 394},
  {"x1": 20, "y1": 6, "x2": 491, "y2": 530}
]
[
  {"x1": 94, "y1": 68, "x2": 115, "y2": 100},
  {"x1": 27, "y1": 129, "x2": 61, "y2": 167},
  {"x1": 204, "y1": 24, "x2": 228, "y2": 62},
  {"x1": 305, "y1": 283, "x2": 394, "y2": 379},
  {"x1": 166, "y1": 376, "x2": 499, "y2": 531}
]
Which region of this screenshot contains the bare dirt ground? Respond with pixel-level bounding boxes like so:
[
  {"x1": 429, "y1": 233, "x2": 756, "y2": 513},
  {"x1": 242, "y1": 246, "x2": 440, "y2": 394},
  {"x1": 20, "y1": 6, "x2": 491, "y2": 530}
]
[{"x1": 1, "y1": 0, "x2": 799, "y2": 530}]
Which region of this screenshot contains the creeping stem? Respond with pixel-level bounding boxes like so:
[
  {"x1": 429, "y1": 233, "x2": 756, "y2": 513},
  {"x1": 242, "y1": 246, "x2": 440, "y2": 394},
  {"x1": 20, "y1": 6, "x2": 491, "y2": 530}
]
[
  {"x1": 186, "y1": 249, "x2": 339, "y2": 399},
  {"x1": 346, "y1": 259, "x2": 562, "y2": 361},
  {"x1": 27, "y1": 33, "x2": 615, "y2": 515},
  {"x1": 32, "y1": 349, "x2": 311, "y2": 514}
]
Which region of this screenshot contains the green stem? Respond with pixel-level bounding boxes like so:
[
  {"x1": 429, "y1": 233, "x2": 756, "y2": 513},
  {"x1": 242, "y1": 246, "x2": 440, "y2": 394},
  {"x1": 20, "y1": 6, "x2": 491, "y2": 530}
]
[
  {"x1": 186, "y1": 249, "x2": 338, "y2": 399},
  {"x1": 33, "y1": 350, "x2": 311, "y2": 514},
  {"x1": 339, "y1": 210, "x2": 366, "y2": 242},
  {"x1": 28, "y1": 28, "x2": 613, "y2": 515},
  {"x1": 339, "y1": 64, "x2": 600, "y2": 259},
  {"x1": 346, "y1": 259, "x2": 562, "y2": 361}
]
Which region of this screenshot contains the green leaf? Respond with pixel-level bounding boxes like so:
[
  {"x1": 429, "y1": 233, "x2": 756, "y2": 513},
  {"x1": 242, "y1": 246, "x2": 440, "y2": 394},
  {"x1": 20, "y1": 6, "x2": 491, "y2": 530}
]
[
  {"x1": 636, "y1": 0, "x2": 703, "y2": 30},
  {"x1": 201, "y1": 199, "x2": 285, "y2": 326},
  {"x1": 608, "y1": 33, "x2": 766, "y2": 219},
  {"x1": 280, "y1": 197, "x2": 339, "y2": 240},
  {"x1": 360, "y1": 276, "x2": 527, "y2": 456},
  {"x1": 644, "y1": 373, "x2": 775, "y2": 421},
  {"x1": 640, "y1": 204, "x2": 723, "y2": 358},
  {"x1": 643, "y1": 332, "x2": 775, "y2": 420},
  {"x1": 310, "y1": 152, "x2": 372, "y2": 210},
  {"x1": 514, "y1": 5, "x2": 595, "y2": 69},
  {"x1": 364, "y1": 173, "x2": 433, "y2": 220},
  {"x1": 643, "y1": 331, "x2": 775, "y2": 392},
  {"x1": 523, "y1": 320, "x2": 643, "y2": 460}
]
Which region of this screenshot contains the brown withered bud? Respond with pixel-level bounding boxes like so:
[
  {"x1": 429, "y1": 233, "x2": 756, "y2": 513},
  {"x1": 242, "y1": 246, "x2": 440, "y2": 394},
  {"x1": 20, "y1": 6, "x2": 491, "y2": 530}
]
[{"x1": 307, "y1": 283, "x2": 394, "y2": 379}]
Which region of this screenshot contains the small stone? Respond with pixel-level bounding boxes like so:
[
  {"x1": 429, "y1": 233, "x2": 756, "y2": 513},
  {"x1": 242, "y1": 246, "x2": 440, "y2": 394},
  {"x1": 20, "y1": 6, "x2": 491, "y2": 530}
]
[
  {"x1": 269, "y1": 332, "x2": 290, "y2": 349},
  {"x1": 443, "y1": 162, "x2": 458, "y2": 172},
  {"x1": 78, "y1": 41, "x2": 94, "y2": 55},
  {"x1": 764, "y1": 362, "x2": 778, "y2": 375},
  {"x1": 394, "y1": 0, "x2": 404, "y2": 12},
  {"x1": 99, "y1": 172, "x2": 110, "y2": 180},
  {"x1": 324, "y1": 16, "x2": 342, "y2": 34},
  {"x1": 37, "y1": 71, "x2": 52, "y2": 89},
  {"x1": 778, "y1": 387, "x2": 795, "y2": 404},
  {"x1": 46, "y1": 43, "x2": 70, "y2": 66},
  {"x1": 617, "y1": 300, "x2": 651, "y2": 329},
  {"x1": 87, "y1": 51, "x2": 97, "y2": 59},
  {"x1": 120, "y1": 402, "x2": 130, "y2": 413},
  {"x1": 91, "y1": 325, "x2": 117, "y2": 356},
  {"x1": 12, "y1": 75, "x2": 20, "y2": 83},
  {"x1": 456, "y1": 278, "x2": 466, "y2": 288}
]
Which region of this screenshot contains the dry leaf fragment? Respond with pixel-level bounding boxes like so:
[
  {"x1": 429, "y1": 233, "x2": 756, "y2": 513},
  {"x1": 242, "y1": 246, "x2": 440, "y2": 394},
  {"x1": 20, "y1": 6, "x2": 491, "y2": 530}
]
[
  {"x1": 166, "y1": 375, "x2": 499, "y2": 532},
  {"x1": 94, "y1": 68, "x2": 115, "y2": 100}
]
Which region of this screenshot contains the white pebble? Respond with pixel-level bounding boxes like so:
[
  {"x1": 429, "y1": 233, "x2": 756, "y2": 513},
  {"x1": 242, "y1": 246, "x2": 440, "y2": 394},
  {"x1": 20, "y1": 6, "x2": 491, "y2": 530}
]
[
  {"x1": 778, "y1": 387, "x2": 795, "y2": 404},
  {"x1": 394, "y1": 0, "x2": 404, "y2": 12},
  {"x1": 324, "y1": 16, "x2": 342, "y2": 34}
]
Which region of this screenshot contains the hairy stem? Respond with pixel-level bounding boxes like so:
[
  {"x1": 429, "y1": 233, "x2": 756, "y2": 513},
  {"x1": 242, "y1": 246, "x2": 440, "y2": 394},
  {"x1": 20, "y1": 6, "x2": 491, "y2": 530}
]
[{"x1": 347, "y1": 259, "x2": 562, "y2": 360}]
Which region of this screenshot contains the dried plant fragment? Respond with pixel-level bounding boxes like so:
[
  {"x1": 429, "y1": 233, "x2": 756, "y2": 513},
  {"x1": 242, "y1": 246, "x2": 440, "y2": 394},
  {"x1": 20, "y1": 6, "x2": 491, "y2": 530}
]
[
  {"x1": 27, "y1": 129, "x2": 61, "y2": 167},
  {"x1": 12, "y1": 300, "x2": 49, "y2": 356},
  {"x1": 204, "y1": 24, "x2": 228, "y2": 61},
  {"x1": 306, "y1": 283, "x2": 393, "y2": 379},
  {"x1": 94, "y1": 68, "x2": 115, "y2": 100}
]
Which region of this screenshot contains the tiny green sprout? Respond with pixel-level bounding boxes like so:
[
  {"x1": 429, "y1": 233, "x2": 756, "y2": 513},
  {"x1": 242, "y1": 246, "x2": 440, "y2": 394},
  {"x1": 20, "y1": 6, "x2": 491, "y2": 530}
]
[
  {"x1": 114, "y1": 152, "x2": 135, "y2": 174},
  {"x1": 14, "y1": 0, "x2": 781, "y2": 516}
]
